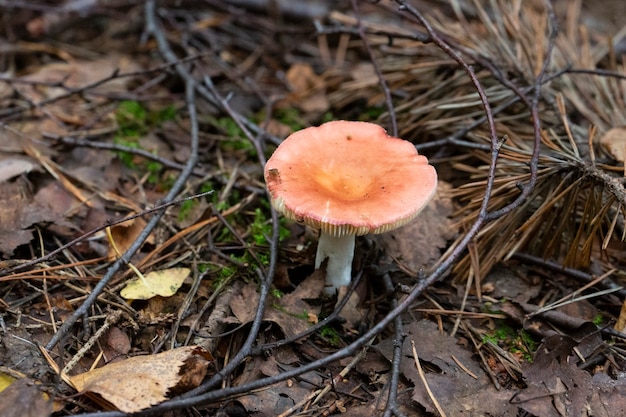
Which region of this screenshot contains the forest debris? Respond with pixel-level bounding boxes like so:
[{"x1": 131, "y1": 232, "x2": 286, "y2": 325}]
[
  {"x1": 615, "y1": 299, "x2": 626, "y2": 333},
  {"x1": 0, "y1": 371, "x2": 14, "y2": 391},
  {"x1": 599, "y1": 127, "x2": 626, "y2": 163},
  {"x1": 234, "y1": 354, "x2": 316, "y2": 416},
  {"x1": 514, "y1": 331, "x2": 625, "y2": 416},
  {"x1": 375, "y1": 320, "x2": 516, "y2": 416},
  {"x1": 481, "y1": 264, "x2": 542, "y2": 303},
  {"x1": 378, "y1": 182, "x2": 456, "y2": 273},
  {"x1": 107, "y1": 217, "x2": 154, "y2": 260},
  {"x1": 102, "y1": 327, "x2": 132, "y2": 363},
  {"x1": 226, "y1": 0, "x2": 329, "y2": 18},
  {"x1": 120, "y1": 267, "x2": 190, "y2": 300},
  {"x1": 284, "y1": 63, "x2": 329, "y2": 114},
  {"x1": 336, "y1": 286, "x2": 365, "y2": 332},
  {"x1": 0, "y1": 377, "x2": 53, "y2": 417},
  {"x1": 15, "y1": 56, "x2": 139, "y2": 105},
  {"x1": 34, "y1": 181, "x2": 85, "y2": 222},
  {"x1": 229, "y1": 270, "x2": 324, "y2": 339},
  {"x1": 500, "y1": 301, "x2": 604, "y2": 345},
  {"x1": 0, "y1": 179, "x2": 74, "y2": 257},
  {"x1": 0, "y1": 158, "x2": 39, "y2": 183},
  {"x1": 69, "y1": 346, "x2": 212, "y2": 413},
  {"x1": 193, "y1": 280, "x2": 242, "y2": 352}
]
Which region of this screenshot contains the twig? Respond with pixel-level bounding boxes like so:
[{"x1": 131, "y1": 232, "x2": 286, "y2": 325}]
[
  {"x1": 61, "y1": 310, "x2": 122, "y2": 374},
  {"x1": 311, "y1": 338, "x2": 373, "y2": 405},
  {"x1": 410, "y1": 340, "x2": 447, "y2": 417},
  {"x1": 381, "y1": 273, "x2": 406, "y2": 417}
]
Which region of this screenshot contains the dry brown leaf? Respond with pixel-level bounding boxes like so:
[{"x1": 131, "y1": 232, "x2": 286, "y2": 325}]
[
  {"x1": 230, "y1": 270, "x2": 324, "y2": 339},
  {"x1": 107, "y1": 217, "x2": 154, "y2": 259},
  {"x1": 102, "y1": 327, "x2": 131, "y2": 363},
  {"x1": 378, "y1": 182, "x2": 456, "y2": 272},
  {"x1": 284, "y1": 62, "x2": 329, "y2": 113},
  {"x1": 69, "y1": 346, "x2": 212, "y2": 413},
  {"x1": 481, "y1": 264, "x2": 542, "y2": 303},
  {"x1": 0, "y1": 378, "x2": 53, "y2": 417},
  {"x1": 234, "y1": 354, "x2": 323, "y2": 416},
  {"x1": 263, "y1": 119, "x2": 293, "y2": 138},
  {"x1": 336, "y1": 286, "x2": 364, "y2": 332},
  {"x1": 515, "y1": 327, "x2": 620, "y2": 417},
  {"x1": 0, "y1": 179, "x2": 75, "y2": 257},
  {"x1": 0, "y1": 158, "x2": 39, "y2": 183},
  {"x1": 376, "y1": 320, "x2": 516, "y2": 416},
  {"x1": 15, "y1": 56, "x2": 140, "y2": 105},
  {"x1": 599, "y1": 127, "x2": 626, "y2": 162}
]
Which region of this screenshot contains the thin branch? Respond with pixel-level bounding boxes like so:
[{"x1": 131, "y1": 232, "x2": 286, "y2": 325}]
[{"x1": 382, "y1": 273, "x2": 406, "y2": 417}]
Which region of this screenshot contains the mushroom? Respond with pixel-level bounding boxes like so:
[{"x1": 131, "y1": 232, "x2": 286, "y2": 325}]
[{"x1": 264, "y1": 120, "x2": 437, "y2": 294}]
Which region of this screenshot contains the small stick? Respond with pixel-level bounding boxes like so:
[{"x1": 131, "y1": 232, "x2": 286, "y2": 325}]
[
  {"x1": 411, "y1": 340, "x2": 447, "y2": 417},
  {"x1": 61, "y1": 310, "x2": 122, "y2": 375},
  {"x1": 311, "y1": 339, "x2": 373, "y2": 405}
]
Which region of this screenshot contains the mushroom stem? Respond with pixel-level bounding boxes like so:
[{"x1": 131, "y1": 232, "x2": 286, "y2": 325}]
[{"x1": 315, "y1": 232, "x2": 355, "y2": 294}]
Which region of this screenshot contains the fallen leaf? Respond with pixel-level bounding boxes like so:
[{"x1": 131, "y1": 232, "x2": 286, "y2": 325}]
[
  {"x1": 514, "y1": 325, "x2": 620, "y2": 417},
  {"x1": 263, "y1": 119, "x2": 293, "y2": 138},
  {"x1": 375, "y1": 320, "x2": 517, "y2": 416},
  {"x1": 103, "y1": 326, "x2": 131, "y2": 363},
  {"x1": 15, "y1": 56, "x2": 140, "y2": 105},
  {"x1": 336, "y1": 286, "x2": 364, "y2": 332},
  {"x1": 378, "y1": 182, "x2": 456, "y2": 273},
  {"x1": 0, "y1": 179, "x2": 75, "y2": 257},
  {"x1": 599, "y1": 126, "x2": 626, "y2": 162},
  {"x1": 284, "y1": 62, "x2": 329, "y2": 114},
  {"x1": 0, "y1": 158, "x2": 38, "y2": 183},
  {"x1": 235, "y1": 354, "x2": 322, "y2": 416},
  {"x1": 482, "y1": 264, "x2": 542, "y2": 303},
  {"x1": 0, "y1": 371, "x2": 15, "y2": 392},
  {"x1": 120, "y1": 267, "x2": 190, "y2": 300},
  {"x1": 69, "y1": 346, "x2": 212, "y2": 413},
  {"x1": 229, "y1": 270, "x2": 324, "y2": 339},
  {"x1": 108, "y1": 217, "x2": 154, "y2": 259},
  {"x1": 0, "y1": 378, "x2": 52, "y2": 417}
]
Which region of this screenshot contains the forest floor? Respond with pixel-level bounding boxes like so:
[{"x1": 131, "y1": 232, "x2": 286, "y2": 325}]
[{"x1": 0, "y1": 1, "x2": 625, "y2": 416}]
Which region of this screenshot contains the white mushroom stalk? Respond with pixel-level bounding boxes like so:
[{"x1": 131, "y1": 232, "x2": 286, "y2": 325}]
[
  {"x1": 264, "y1": 121, "x2": 437, "y2": 295},
  {"x1": 315, "y1": 232, "x2": 355, "y2": 294}
]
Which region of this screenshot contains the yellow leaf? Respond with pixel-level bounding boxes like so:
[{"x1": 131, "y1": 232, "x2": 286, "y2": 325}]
[
  {"x1": 0, "y1": 372, "x2": 16, "y2": 392},
  {"x1": 121, "y1": 267, "x2": 190, "y2": 300}
]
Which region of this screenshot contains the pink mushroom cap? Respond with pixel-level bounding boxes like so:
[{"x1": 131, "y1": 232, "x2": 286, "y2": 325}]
[{"x1": 264, "y1": 120, "x2": 437, "y2": 237}]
